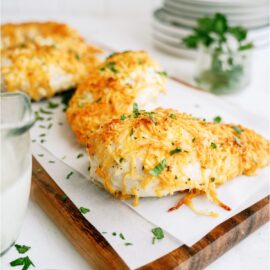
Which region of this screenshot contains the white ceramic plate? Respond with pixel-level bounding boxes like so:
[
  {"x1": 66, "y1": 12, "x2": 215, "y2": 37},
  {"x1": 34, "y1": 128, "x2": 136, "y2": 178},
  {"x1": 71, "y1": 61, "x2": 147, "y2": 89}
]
[
  {"x1": 154, "y1": 9, "x2": 269, "y2": 30},
  {"x1": 152, "y1": 36, "x2": 197, "y2": 58},
  {"x1": 165, "y1": 0, "x2": 268, "y2": 13}
]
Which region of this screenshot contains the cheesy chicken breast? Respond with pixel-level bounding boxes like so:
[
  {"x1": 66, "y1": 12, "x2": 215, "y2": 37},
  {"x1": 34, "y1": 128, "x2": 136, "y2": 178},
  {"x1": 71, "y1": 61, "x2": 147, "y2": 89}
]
[
  {"x1": 86, "y1": 108, "x2": 270, "y2": 210},
  {"x1": 1, "y1": 22, "x2": 101, "y2": 100},
  {"x1": 66, "y1": 51, "x2": 167, "y2": 144}
]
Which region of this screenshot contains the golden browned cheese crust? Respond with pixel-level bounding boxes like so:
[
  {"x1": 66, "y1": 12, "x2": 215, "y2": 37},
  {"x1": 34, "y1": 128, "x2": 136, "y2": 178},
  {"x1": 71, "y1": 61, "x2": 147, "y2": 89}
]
[
  {"x1": 66, "y1": 51, "x2": 167, "y2": 144},
  {"x1": 87, "y1": 108, "x2": 270, "y2": 202},
  {"x1": 1, "y1": 22, "x2": 101, "y2": 100}
]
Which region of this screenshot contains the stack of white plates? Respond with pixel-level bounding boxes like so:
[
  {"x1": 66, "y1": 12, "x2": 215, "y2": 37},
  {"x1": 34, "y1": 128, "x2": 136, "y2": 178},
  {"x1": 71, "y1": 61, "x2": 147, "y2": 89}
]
[{"x1": 152, "y1": 0, "x2": 270, "y2": 58}]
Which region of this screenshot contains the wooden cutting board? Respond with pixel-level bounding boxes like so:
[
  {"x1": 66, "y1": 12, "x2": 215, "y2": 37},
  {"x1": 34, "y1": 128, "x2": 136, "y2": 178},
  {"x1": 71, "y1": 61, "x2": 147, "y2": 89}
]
[{"x1": 31, "y1": 157, "x2": 269, "y2": 270}]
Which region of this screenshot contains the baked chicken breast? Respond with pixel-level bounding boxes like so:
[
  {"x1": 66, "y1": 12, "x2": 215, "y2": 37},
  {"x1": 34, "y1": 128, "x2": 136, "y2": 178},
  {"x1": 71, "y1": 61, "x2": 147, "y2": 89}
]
[
  {"x1": 1, "y1": 22, "x2": 101, "y2": 100},
  {"x1": 66, "y1": 51, "x2": 167, "y2": 144},
  {"x1": 87, "y1": 108, "x2": 270, "y2": 211}
]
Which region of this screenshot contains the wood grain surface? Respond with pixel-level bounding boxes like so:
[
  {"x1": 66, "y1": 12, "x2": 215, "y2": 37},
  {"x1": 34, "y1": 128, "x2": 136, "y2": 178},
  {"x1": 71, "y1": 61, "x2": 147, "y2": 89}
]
[{"x1": 31, "y1": 157, "x2": 269, "y2": 270}]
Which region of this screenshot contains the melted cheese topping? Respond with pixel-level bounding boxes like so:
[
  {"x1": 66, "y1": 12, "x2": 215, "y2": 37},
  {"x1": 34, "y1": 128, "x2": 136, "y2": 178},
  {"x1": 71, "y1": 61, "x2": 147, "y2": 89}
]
[
  {"x1": 66, "y1": 51, "x2": 167, "y2": 144},
  {"x1": 1, "y1": 22, "x2": 101, "y2": 100},
  {"x1": 87, "y1": 108, "x2": 270, "y2": 206}
]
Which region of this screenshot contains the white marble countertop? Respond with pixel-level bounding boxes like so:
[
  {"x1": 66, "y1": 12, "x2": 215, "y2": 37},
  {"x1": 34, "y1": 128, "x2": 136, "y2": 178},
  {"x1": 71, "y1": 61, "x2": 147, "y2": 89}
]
[{"x1": 1, "y1": 13, "x2": 270, "y2": 270}]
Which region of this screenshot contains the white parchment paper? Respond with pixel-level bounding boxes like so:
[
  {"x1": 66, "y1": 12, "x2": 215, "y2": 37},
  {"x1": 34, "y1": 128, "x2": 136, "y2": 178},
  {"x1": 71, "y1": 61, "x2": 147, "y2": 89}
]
[{"x1": 31, "y1": 78, "x2": 269, "y2": 267}]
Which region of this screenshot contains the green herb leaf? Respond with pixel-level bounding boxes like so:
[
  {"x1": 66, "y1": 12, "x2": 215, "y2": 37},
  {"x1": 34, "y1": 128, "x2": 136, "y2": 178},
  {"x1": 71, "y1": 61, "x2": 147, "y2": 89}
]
[
  {"x1": 15, "y1": 244, "x2": 31, "y2": 254},
  {"x1": 77, "y1": 153, "x2": 84, "y2": 159},
  {"x1": 39, "y1": 108, "x2": 53, "y2": 115},
  {"x1": 169, "y1": 113, "x2": 176, "y2": 119},
  {"x1": 239, "y1": 42, "x2": 254, "y2": 51},
  {"x1": 233, "y1": 135, "x2": 242, "y2": 146},
  {"x1": 66, "y1": 171, "x2": 74, "y2": 179},
  {"x1": 49, "y1": 160, "x2": 55, "y2": 163},
  {"x1": 145, "y1": 112, "x2": 157, "y2": 125},
  {"x1": 112, "y1": 232, "x2": 117, "y2": 236},
  {"x1": 213, "y1": 116, "x2": 222, "y2": 123},
  {"x1": 170, "y1": 148, "x2": 182, "y2": 156},
  {"x1": 60, "y1": 194, "x2": 68, "y2": 202},
  {"x1": 48, "y1": 101, "x2": 59, "y2": 109},
  {"x1": 182, "y1": 35, "x2": 199, "y2": 49},
  {"x1": 229, "y1": 26, "x2": 247, "y2": 42},
  {"x1": 120, "y1": 114, "x2": 126, "y2": 120},
  {"x1": 39, "y1": 133, "x2": 46, "y2": 137},
  {"x1": 79, "y1": 207, "x2": 90, "y2": 214},
  {"x1": 151, "y1": 227, "x2": 164, "y2": 244},
  {"x1": 10, "y1": 256, "x2": 35, "y2": 270},
  {"x1": 119, "y1": 233, "x2": 125, "y2": 240},
  {"x1": 61, "y1": 89, "x2": 75, "y2": 108},
  {"x1": 149, "y1": 159, "x2": 166, "y2": 176},
  {"x1": 107, "y1": 62, "x2": 117, "y2": 73},
  {"x1": 133, "y1": 103, "x2": 140, "y2": 118},
  {"x1": 210, "y1": 142, "x2": 217, "y2": 149},
  {"x1": 47, "y1": 123, "x2": 53, "y2": 129},
  {"x1": 156, "y1": 71, "x2": 168, "y2": 77},
  {"x1": 231, "y1": 125, "x2": 243, "y2": 134},
  {"x1": 125, "y1": 242, "x2": 133, "y2": 246}
]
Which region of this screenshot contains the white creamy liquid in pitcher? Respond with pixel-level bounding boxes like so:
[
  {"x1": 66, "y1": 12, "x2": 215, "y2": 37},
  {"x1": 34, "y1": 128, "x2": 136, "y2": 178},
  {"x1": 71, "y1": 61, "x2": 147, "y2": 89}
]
[{"x1": 0, "y1": 133, "x2": 32, "y2": 254}]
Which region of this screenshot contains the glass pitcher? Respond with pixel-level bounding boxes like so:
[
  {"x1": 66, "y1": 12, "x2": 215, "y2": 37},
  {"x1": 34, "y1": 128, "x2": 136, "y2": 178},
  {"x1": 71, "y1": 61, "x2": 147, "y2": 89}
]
[{"x1": 0, "y1": 92, "x2": 35, "y2": 255}]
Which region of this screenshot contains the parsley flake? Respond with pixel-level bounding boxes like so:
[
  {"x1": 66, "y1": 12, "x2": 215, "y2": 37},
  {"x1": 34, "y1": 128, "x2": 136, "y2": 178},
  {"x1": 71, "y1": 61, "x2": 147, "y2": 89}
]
[
  {"x1": 120, "y1": 115, "x2": 126, "y2": 120},
  {"x1": 60, "y1": 194, "x2": 68, "y2": 202},
  {"x1": 211, "y1": 142, "x2": 217, "y2": 149},
  {"x1": 112, "y1": 232, "x2": 117, "y2": 236},
  {"x1": 48, "y1": 101, "x2": 59, "y2": 109},
  {"x1": 149, "y1": 159, "x2": 166, "y2": 176},
  {"x1": 15, "y1": 244, "x2": 31, "y2": 254},
  {"x1": 66, "y1": 171, "x2": 74, "y2": 179},
  {"x1": 125, "y1": 242, "x2": 133, "y2": 246},
  {"x1": 119, "y1": 233, "x2": 125, "y2": 240},
  {"x1": 232, "y1": 125, "x2": 243, "y2": 134},
  {"x1": 77, "y1": 153, "x2": 84, "y2": 159},
  {"x1": 170, "y1": 148, "x2": 182, "y2": 156},
  {"x1": 213, "y1": 116, "x2": 222, "y2": 123},
  {"x1": 145, "y1": 112, "x2": 157, "y2": 125},
  {"x1": 169, "y1": 114, "x2": 176, "y2": 120},
  {"x1": 233, "y1": 135, "x2": 242, "y2": 146},
  {"x1": 133, "y1": 103, "x2": 140, "y2": 118},
  {"x1": 39, "y1": 108, "x2": 53, "y2": 115},
  {"x1": 10, "y1": 256, "x2": 35, "y2": 270},
  {"x1": 156, "y1": 70, "x2": 168, "y2": 77},
  {"x1": 79, "y1": 207, "x2": 90, "y2": 214},
  {"x1": 107, "y1": 62, "x2": 117, "y2": 73},
  {"x1": 151, "y1": 227, "x2": 164, "y2": 244}
]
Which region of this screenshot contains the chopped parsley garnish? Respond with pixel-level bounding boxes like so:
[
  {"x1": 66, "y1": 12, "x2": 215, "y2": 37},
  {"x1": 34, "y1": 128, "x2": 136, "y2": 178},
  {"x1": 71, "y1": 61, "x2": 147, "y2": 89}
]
[
  {"x1": 133, "y1": 103, "x2": 140, "y2": 118},
  {"x1": 213, "y1": 116, "x2": 222, "y2": 123},
  {"x1": 79, "y1": 207, "x2": 90, "y2": 214},
  {"x1": 10, "y1": 256, "x2": 34, "y2": 270},
  {"x1": 130, "y1": 128, "x2": 134, "y2": 136},
  {"x1": 210, "y1": 142, "x2": 217, "y2": 149},
  {"x1": 34, "y1": 111, "x2": 44, "y2": 121},
  {"x1": 39, "y1": 133, "x2": 46, "y2": 137},
  {"x1": 47, "y1": 117, "x2": 53, "y2": 121},
  {"x1": 119, "y1": 233, "x2": 125, "y2": 240},
  {"x1": 47, "y1": 123, "x2": 53, "y2": 129},
  {"x1": 156, "y1": 70, "x2": 168, "y2": 77},
  {"x1": 169, "y1": 113, "x2": 176, "y2": 119},
  {"x1": 125, "y1": 242, "x2": 133, "y2": 246},
  {"x1": 120, "y1": 114, "x2": 126, "y2": 120},
  {"x1": 39, "y1": 108, "x2": 53, "y2": 115},
  {"x1": 170, "y1": 148, "x2": 182, "y2": 155},
  {"x1": 61, "y1": 89, "x2": 75, "y2": 108},
  {"x1": 231, "y1": 125, "x2": 243, "y2": 134},
  {"x1": 15, "y1": 244, "x2": 31, "y2": 254},
  {"x1": 107, "y1": 62, "x2": 117, "y2": 73},
  {"x1": 149, "y1": 159, "x2": 166, "y2": 176},
  {"x1": 112, "y1": 232, "x2": 117, "y2": 236},
  {"x1": 151, "y1": 227, "x2": 164, "y2": 244},
  {"x1": 37, "y1": 154, "x2": 44, "y2": 157},
  {"x1": 40, "y1": 139, "x2": 46, "y2": 144},
  {"x1": 233, "y1": 135, "x2": 242, "y2": 146},
  {"x1": 77, "y1": 153, "x2": 84, "y2": 159},
  {"x1": 49, "y1": 160, "x2": 55, "y2": 163},
  {"x1": 39, "y1": 125, "x2": 46, "y2": 129},
  {"x1": 48, "y1": 101, "x2": 59, "y2": 109},
  {"x1": 75, "y1": 53, "x2": 80, "y2": 61},
  {"x1": 66, "y1": 171, "x2": 74, "y2": 179},
  {"x1": 58, "y1": 122, "x2": 63, "y2": 126},
  {"x1": 146, "y1": 112, "x2": 157, "y2": 125},
  {"x1": 60, "y1": 194, "x2": 68, "y2": 202}
]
